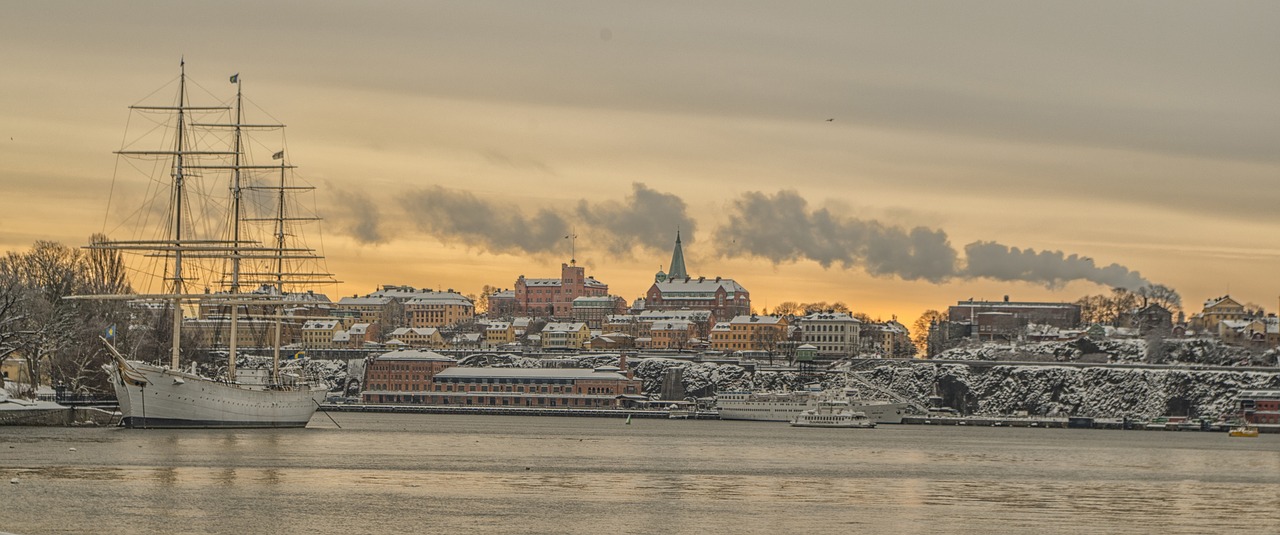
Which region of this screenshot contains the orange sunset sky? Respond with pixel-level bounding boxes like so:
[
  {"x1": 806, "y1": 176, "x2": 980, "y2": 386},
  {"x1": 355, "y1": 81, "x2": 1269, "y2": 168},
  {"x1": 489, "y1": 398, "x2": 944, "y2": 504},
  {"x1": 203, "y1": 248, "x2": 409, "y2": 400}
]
[{"x1": 3, "y1": 2, "x2": 1279, "y2": 324}]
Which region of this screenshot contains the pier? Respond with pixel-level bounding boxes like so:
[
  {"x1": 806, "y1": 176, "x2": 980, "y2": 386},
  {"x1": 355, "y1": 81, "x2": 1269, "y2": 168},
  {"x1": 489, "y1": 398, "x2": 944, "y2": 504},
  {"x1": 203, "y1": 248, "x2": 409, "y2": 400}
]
[{"x1": 319, "y1": 403, "x2": 720, "y2": 420}]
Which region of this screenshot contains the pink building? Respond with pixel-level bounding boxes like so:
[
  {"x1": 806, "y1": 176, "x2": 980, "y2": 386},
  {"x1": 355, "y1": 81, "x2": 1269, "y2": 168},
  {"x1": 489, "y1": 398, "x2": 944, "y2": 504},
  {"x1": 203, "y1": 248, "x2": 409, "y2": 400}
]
[{"x1": 514, "y1": 262, "x2": 610, "y2": 318}]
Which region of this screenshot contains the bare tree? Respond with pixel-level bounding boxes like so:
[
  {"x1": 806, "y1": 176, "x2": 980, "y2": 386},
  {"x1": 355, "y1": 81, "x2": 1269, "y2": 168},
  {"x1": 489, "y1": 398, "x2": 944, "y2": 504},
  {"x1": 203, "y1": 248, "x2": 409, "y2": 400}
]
[
  {"x1": 1242, "y1": 302, "x2": 1267, "y2": 319},
  {"x1": 912, "y1": 310, "x2": 948, "y2": 355},
  {"x1": 771, "y1": 301, "x2": 801, "y2": 317},
  {"x1": 1134, "y1": 283, "x2": 1182, "y2": 316},
  {"x1": 84, "y1": 233, "x2": 130, "y2": 295},
  {"x1": 476, "y1": 284, "x2": 497, "y2": 315}
]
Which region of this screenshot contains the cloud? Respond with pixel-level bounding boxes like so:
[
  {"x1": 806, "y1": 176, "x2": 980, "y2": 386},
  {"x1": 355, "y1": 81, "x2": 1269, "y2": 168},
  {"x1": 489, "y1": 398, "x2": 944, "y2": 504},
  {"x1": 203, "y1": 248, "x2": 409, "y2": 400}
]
[
  {"x1": 713, "y1": 190, "x2": 957, "y2": 283},
  {"x1": 326, "y1": 188, "x2": 388, "y2": 245},
  {"x1": 575, "y1": 183, "x2": 696, "y2": 256},
  {"x1": 390, "y1": 182, "x2": 696, "y2": 259},
  {"x1": 399, "y1": 186, "x2": 570, "y2": 255},
  {"x1": 350, "y1": 184, "x2": 1152, "y2": 291},
  {"x1": 713, "y1": 189, "x2": 1150, "y2": 289}
]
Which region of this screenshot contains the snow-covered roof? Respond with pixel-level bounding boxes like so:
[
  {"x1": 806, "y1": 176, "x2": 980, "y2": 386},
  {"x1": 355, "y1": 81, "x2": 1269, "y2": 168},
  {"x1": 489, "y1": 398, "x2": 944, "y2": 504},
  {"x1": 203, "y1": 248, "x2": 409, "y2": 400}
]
[
  {"x1": 281, "y1": 290, "x2": 332, "y2": 303},
  {"x1": 390, "y1": 327, "x2": 439, "y2": 337},
  {"x1": 728, "y1": 315, "x2": 784, "y2": 325},
  {"x1": 543, "y1": 322, "x2": 588, "y2": 333},
  {"x1": 375, "y1": 349, "x2": 455, "y2": 362},
  {"x1": 653, "y1": 278, "x2": 747, "y2": 295},
  {"x1": 406, "y1": 292, "x2": 473, "y2": 306},
  {"x1": 650, "y1": 320, "x2": 692, "y2": 331},
  {"x1": 337, "y1": 296, "x2": 393, "y2": 306},
  {"x1": 801, "y1": 312, "x2": 860, "y2": 323},
  {"x1": 436, "y1": 367, "x2": 630, "y2": 381},
  {"x1": 348, "y1": 323, "x2": 371, "y2": 335},
  {"x1": 1202, "y1": 295, "x2": 1242, "y2": 309},
  {"x1": 302, "y1": 319, "x2": 342, "y2": 330},
  {"x1": 638, "y1": 309, "x2": 712, "y2": 322},
  {"x1": 952, "y1": 300, "x2": 1078, "y2": 309}
]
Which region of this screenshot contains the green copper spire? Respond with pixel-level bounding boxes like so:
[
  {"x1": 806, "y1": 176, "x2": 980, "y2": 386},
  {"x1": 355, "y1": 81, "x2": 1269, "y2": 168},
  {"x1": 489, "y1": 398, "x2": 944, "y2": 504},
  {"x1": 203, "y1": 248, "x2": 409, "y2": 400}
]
[{"x1": 668, "y1": 230, "x2": 688, "y2": 280}]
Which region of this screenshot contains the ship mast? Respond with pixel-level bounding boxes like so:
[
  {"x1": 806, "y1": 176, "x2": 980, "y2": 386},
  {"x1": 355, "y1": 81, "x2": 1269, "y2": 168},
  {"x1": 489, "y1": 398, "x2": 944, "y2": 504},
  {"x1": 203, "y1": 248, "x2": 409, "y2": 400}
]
[
  {"x1": 169, "y1": 59, "x2": 189, "y2": 371},
  {"x1": 273, "y1": 153, "x2": 287, "y2": 382},
  {"x1": 228, "y1": 73, "x2": 245, "y2": 381}
]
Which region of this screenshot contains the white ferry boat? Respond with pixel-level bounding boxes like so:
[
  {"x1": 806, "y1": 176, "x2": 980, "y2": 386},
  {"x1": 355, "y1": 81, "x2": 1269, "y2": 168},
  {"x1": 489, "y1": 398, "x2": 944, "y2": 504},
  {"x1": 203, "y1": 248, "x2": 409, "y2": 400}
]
[
  {"x1": 790, "y1": 398, "x2": 875, "y2": 428},
  {"x1": 715, "y1": 389, "x2": 909, "y2": 424}
]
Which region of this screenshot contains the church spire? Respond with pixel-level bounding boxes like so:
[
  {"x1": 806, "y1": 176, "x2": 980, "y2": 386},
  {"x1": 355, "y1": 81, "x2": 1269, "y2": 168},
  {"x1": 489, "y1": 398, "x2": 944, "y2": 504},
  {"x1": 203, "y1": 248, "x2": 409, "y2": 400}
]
[{"x1": 668, "y1": 230, "x2": 688, "y2": 280}]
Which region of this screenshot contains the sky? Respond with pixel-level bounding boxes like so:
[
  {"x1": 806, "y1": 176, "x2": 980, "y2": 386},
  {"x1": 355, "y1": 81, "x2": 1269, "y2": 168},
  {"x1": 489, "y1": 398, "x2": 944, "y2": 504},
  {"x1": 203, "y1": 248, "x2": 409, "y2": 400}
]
[{"x1": 3, "y1": 1, "x2": 1279, "y2": 324}]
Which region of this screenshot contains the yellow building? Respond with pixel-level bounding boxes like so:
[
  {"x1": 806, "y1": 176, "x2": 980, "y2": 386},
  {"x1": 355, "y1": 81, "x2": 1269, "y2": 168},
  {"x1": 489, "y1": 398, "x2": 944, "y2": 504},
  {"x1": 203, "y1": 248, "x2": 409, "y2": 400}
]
[
  {"x1": 710, "y1": 315, "x2": 789, "y2": 353},
  {"x1": 1191, "y1": 295, "x2": 1247, "y2": 333},
  {"x1": 541, "y1": 322, "x2": 590, "y2": 350},
  {"x1": 336, "y1": 296, "x2": 395, "y2": 324},
  {"x1": 406, "y1": 291, "x2": 475, "y2": 328},
  {"x1": 386, "y1": 327, "x2": 446, "y2": 349},
  {"x1": 648, "y1": 320, "x2": 694, "y2": 350},
  {"x1": 483, "y1": 321, "x2": 515, "y2": 349},
  {"x1": 301, "y1": 318, "x2": 347, "y2": 349},
  {"x1": 2, "y1": 355, "x2": 30, "y2": 383}
]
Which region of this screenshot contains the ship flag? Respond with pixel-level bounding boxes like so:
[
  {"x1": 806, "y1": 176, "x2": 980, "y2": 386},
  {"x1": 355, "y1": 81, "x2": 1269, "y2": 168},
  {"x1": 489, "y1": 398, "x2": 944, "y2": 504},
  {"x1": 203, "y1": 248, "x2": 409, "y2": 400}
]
[
  {"x1": 272, "y1": 150, "x2": 284, "y2": 160},
  {"x1": 230, "y1": 73, "x2": 239, "y2": 84}
]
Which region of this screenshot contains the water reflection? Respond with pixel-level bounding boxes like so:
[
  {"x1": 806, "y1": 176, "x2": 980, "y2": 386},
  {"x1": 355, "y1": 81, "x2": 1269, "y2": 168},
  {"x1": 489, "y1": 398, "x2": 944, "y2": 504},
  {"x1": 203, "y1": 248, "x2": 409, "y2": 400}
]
[{"x1": 1, "y1": 416, "x2": 1277, "y2": 535}]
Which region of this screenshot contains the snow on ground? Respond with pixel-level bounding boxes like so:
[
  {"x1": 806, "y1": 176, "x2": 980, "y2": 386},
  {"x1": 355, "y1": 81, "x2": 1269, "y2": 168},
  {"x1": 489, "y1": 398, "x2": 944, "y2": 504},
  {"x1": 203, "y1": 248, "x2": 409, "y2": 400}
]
[
  {"x1": 933, "y1": 336, "x2": 1270, "y2": 367},
  {"x1": 276, "y1": 336, "x2": 1279, "y2": 419}
]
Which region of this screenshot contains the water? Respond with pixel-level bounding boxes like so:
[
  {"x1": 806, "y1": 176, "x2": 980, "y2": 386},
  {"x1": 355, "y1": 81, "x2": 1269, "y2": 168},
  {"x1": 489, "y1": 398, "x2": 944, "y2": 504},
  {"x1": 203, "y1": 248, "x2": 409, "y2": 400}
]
[{"x1": 2, "y1": 413, "x2": 1278, "y2": 534}]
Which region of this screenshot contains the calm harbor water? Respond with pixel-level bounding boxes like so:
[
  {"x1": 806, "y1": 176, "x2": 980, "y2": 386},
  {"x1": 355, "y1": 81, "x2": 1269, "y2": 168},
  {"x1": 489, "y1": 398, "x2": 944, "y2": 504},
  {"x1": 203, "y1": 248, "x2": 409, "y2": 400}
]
[{"x1": 2, "y1": 413, "x2": 1278, "y2": 534}]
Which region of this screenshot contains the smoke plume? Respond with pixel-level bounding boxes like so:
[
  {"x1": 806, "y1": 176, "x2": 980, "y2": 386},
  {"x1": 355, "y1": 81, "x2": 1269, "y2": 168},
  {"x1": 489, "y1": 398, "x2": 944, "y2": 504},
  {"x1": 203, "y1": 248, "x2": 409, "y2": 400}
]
[
  {"x1": 399, "y1": 186, "x2": 571, "y2": 255},
  {"x1": 575, "y1": 183, "x2": 697, "y2": 255},
  {"x1": 348, "y1": 183, "x2": 1151, "y2": 291},
  {"x1": 327, "y1": 188, "x2": 389, "y2": 245},
  {"x1": 714, "y1": 189, "x2": 1150, "y2": 289},
  {"x1": 713, "y1": 190, "x2": 958, "y2": 282},
  {"x1": 961, "y1": 241, "x2": 1148, "y2": 289}
]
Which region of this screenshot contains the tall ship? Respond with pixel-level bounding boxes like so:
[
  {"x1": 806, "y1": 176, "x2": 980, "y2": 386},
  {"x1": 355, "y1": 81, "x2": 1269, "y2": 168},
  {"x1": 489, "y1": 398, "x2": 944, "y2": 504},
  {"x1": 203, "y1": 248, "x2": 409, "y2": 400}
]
[
  {"x1": 77, "y1": 61, "x2": 336, "y2": 428},
  {"x1": 716, "y1": 389, "x2": 910, "y2": 424}
]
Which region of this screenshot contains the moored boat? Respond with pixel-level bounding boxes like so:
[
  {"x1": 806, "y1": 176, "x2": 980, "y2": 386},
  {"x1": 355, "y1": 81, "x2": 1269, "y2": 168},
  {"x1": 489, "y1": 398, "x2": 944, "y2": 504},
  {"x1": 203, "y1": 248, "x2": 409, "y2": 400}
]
[
  {"x1": 716, "y1": 389, "x2": 908, "y2": 424},
  {"x1": 1228, "y1": 424, "x2": 1259, "y2": 438},
  {"x1": 790, "y1": 398, "x2": 875, "y2": 428},
  {"x1": 78, "y1": 61, "x2": 335, "y2": 428}
]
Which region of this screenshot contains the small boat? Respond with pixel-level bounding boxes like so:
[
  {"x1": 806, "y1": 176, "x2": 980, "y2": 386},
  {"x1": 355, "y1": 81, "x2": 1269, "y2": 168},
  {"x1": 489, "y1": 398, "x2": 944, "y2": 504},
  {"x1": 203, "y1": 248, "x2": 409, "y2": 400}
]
[
  {"x1": 1229, "y1": 424, "x2": 1259, "y2": 438},
  {"x1": 789, "y1": 398, "x2": 875, "y2": 429},
  {"x1": 666, "y1": 402, "x2": 694, "y2": 419}
]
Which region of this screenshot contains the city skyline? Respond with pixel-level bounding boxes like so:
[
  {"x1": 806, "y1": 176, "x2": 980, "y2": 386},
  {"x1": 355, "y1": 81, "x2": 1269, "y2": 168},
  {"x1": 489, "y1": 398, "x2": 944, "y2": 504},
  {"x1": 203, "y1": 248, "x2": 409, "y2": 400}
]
[{"x1": 3, "y1": 2, "x2": 1279, "y2": 322}]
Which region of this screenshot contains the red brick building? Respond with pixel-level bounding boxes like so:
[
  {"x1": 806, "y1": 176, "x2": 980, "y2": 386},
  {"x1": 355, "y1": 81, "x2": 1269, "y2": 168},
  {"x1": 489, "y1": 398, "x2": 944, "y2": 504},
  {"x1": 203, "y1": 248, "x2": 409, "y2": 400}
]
[
  {"x1": 361, "y1": 349, "x2": 457, "y2": 403},
  {"x1": 514, "y1": 262, "x2": 610, "y2": 318},
  {"x1": 362, "y1": 362, "x2": 643, "y2": 408}
]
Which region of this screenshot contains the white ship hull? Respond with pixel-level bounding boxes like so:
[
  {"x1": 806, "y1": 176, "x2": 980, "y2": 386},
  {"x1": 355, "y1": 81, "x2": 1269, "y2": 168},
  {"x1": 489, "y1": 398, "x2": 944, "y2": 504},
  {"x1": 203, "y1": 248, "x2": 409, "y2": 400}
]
[
  {"x1": 108, "y1": 361, "x2": 325, "y2": 428},
  {"x1": 716, "y1": 393, "x2": 909, "y2": 424}
]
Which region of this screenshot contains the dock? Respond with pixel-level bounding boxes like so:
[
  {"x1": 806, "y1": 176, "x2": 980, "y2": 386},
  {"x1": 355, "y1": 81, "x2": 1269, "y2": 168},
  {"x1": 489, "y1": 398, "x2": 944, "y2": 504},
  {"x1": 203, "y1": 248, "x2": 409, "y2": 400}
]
[{"x1": 319, "y1": 403, "x2": 720, "y2": 420}]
